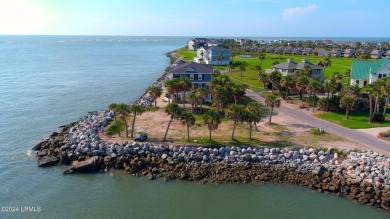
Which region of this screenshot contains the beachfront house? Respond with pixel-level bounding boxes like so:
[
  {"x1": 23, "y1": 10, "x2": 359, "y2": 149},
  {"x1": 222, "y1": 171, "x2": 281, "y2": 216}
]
[
  {"x1": 194, "y1": 46, "x2": 230, "y2": 65},
  {"x1": 166, "y1": 62, "x2": 213, "y2": 102},
  {"x1": 266, "y1": 58, "x2": 324, "y2": 80},
  {"x1": 350, "y1": 58, "x2": 390, "y2": 87}
]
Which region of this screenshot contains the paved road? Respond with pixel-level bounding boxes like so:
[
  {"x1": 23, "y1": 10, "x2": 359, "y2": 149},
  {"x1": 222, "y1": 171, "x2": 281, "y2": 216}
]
[{"x1": 246, "y1": 90, "x2": 390, "y2": 154}]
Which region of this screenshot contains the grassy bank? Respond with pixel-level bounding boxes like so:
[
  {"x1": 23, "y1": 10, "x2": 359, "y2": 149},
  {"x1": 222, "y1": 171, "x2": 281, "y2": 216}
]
[{"x1": 316, "y1": 112, "x2": 390, "y2": 129}]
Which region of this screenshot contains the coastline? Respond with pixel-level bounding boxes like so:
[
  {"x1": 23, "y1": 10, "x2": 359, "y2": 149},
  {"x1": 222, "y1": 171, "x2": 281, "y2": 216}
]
[{"x1": 32, "y1": 48, "x2": 390, "y2": 212}]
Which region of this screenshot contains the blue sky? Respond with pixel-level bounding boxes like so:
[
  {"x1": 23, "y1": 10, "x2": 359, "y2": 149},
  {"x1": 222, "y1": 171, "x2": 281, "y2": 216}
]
[{"x1": 0, "y1": 0, "x2": 388, "y2": 37}]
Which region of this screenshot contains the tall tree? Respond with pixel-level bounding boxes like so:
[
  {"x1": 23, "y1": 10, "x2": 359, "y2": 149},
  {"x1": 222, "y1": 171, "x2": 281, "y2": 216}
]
[
  {"x1": 179, "y1": 77, "x2": 192, "y2": 108},
  {"x1": 239, "y1": 65, "x2": 246, "y2": 78},
  {"x1": 340, "y1": 93, "x2": 355, "y2": 120},
  {"x1": 345, "y1": 68, "x2": 351, "y2": 82},
  {"x1": 303, "y1": 65, "x2": 312, "y2": 77},
  {"x1": 258, "y1": 51, "x2": 266, "y2": 67},
  {"x1": 319, "y1": 57, "x2": 332, "y2": 78},
  {"x1": 196, "y1": 87, "x2": 208, "y2": 113},
  {"x1": 295, "y1": 72, "x2": 309, "y2": 103},
  {"x1": 108, "y1": 103, "x2": 121, "y2": 137},
  {"x1": 203, "y1": 109, "x2": 221, "y2": 141},
  {"x1": 212, "y1": 85, "x2": 230, "y2": 113},
  {"x1": 307, "y1": 78, "x2": 323, "y2": 112},
  {"x1": 363, "y1": 84, "x2": 375, "y2": 123},
  {"x1": 381, "y1": 77, "x2": 390, "y2": 117},
  {"x1": 129, "y1": 104, "x2": 144, "y2": 138},
  {"x1": 280, "y1": 75, "x2": 295, "y2": 99},
  {"x1": 148, "y1": 85, "x2": 162, "y2": 107},
  {"x1": 187, "y1": 91, "x2": 198, "y2": 113},
  {"x1": 231, "y1": 84, "x2": 247, "y2": 104},
  {"x1": 268, "y1": 70, "x2": 282, "y2": 93},
  {"x1": 164, "y1": 79, "x2": 175, "y2": 104},
  {"x1": 323, "y1": 79, "x2": 337, "y2": 111},
  {"x1": 246, "y1": 102, "x2": 266, "y2": 138},
  {"x1": 226, "y1": 104, "x2": 246, "y2": 140},
  {"x1": 117, "y1": 103, "x2": 131, "y2": 138},
  {"x1": 265, "y1": 93, "x2": 281, "y2": 124},
  {"x1": 180, "y1": 111, "x2": 196, "y2": 141},
  {"x1": 163, "y1": 103, "x2": 182, "y2": 141},
  {"x1": 258, "y1": 72, "x2": 269, "y2": 90}
]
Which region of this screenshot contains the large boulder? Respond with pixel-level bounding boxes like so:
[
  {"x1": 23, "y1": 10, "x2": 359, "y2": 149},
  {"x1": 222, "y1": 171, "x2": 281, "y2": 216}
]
[{"x1": 38, "y1": 156, "x2": 59, "y2": 167}]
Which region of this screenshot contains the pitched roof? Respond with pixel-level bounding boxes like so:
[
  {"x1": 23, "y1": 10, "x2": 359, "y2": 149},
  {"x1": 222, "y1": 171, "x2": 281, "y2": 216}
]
[
  {"x1": 351, "y1": 58, "x2": 389, "y2": 80},
  {"x1": 273, "y1": 59, "x2": 297, "y2": 70},
  {"x1": 169, "y1": 62, "x2": 213, "y2": 74},
  {"x1": 296, "y1": 60, "x2": 323, "y2": 70}
]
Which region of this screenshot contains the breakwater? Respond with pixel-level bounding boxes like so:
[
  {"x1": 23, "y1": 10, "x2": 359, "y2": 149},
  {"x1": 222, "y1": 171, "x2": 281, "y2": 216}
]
[{"x1": 32, "y1": 109, "x2": 390, "y2": 211}]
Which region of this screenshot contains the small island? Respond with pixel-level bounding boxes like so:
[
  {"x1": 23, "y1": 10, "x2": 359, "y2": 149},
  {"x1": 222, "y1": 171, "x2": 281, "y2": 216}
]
[{"x1": 33, "y1": 38, "x2": 390, "y2": 212}]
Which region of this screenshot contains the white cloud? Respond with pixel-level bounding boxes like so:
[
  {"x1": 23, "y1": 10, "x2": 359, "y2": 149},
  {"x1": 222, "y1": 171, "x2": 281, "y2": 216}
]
[{"x1": 282, "y1": 4, "x2": 317, "y2": 20}]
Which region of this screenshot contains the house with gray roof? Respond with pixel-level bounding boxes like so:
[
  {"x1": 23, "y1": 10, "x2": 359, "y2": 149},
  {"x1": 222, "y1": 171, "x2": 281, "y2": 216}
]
[
  {"x1": 194, "y1": 46, "x2": 230, "y2": 66},
  {"x1": 301, "y1": 48, "x2": 313, "y2": 55},
  {"x1": 266, "y1": 58, "x2": 323, "y2": 80},
  {"x1": 369, "y1": 49, "x2": 385, "y2": 59},
  {"x1": 343, "y1": 49, "x2": 355, "y2": 58},
  {"x1": 167, "y1": 62, "x2": 213, "y2": 102},
  {"x1": 187, "y1": 38, "x2": 208, "y2": 50},
  {"x1": 350, "y1": 58, "x2": 390, "y2": 87}
]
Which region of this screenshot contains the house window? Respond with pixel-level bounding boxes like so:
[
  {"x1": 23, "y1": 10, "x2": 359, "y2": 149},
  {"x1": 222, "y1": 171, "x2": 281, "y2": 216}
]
[
  {"x1": 173, "y1": 74, "x2": 180, "y2": 78},
  {"x1": 356, "y1": 80, "x2": 360, "y2": 84},
  {"x1": 199, "y1": 74, "x2": 203, "y2": 80},
  {"x1": 379, "y1": 74, "x2": 383, "y2": 78},
  {"x1": 364, "y1": 81, "x2": 368, "y2": 86},
  {"x1": 190, "y1": 74, "x2": 194, "y2": 80},
  {"x1": 194, "y1": 74, "x2": 198, "y2": 80},
  {"x1": 384, "y1": 74, "x2": 387, "y2": 78}
]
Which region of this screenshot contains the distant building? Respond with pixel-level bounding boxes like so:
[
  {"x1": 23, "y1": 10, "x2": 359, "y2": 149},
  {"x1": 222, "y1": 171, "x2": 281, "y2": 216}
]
[
  {"x1": 350, "y1": 58, "x2": 390, "y2": 87},
  {"x1": 194, "y1": 46, "x2": 230, "y2": 65},
  {"x1": 343, "y1": 49, "x2": 355, "y2": 58},
  {"x1": 369, "y1": 49, "x2": 385, "y2": 59},
  {"x1": 187, "y1": 38, "x2": 208, "y2": 50},
  {"x1": 266, "y1": 58, "x2": 323, "y2": 80},
  {"x1": 167, "y1": 62, "x2": 213, "y2": 102}
]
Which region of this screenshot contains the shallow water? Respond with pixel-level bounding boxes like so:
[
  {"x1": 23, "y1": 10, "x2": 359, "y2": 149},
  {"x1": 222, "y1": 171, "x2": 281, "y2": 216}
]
[{"x1": 0, "y1": 35, "x2": 388, "y2": 219}]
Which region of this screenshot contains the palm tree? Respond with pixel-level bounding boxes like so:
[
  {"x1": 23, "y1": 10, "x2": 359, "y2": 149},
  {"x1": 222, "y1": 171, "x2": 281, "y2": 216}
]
[
  {"x1": 196, "y1": 87, "x2": 208, "y2": 113},
  {"x1": 203, "y1": 109, "x2": 221, "y2": 141},
  {"x1": 180, "y1": 111, "x2": 195, "y2": 141},
  {"x1": 307, "y1": 78, "x2": 323, "y2": 112},
  {"x1": 108, "y1": 103, "x2": 120, "y2": 137},
  {"x1": 268, "y1": 70, "x2": 282, "y2": 93},
  {"x1": 340, "y1": 92, "x2": 355, "y2": 120},
  {"x1": 321, "y1": 57, "x2": 332, "y2": 78},
  {"x1": 258, "y1": 72, "x2": 269, "y2": 90},
  {"x1": 239, "y1": 65, "x2": 246, "y2": 78},
  {"x1": 280, "y1": 75, "x2": 295, "y2": 99},
  {"x1": 117, "y1": 103, "x2": 130, "y2": 138},
  {"x1": 345, "y1": 68, "x2": 351, "y2": 82},
  {"x1": 363, "y1": 83, "x2": 375, "y2": 123},
  {"x1": 187, "y1": 91, "x2": 198, "y2": 113},
  {"x1": 179, "y1": 77, "x2": 192, "y2": 108},
  {"x1": 218, "y1": 51, "x2": 224, "y2": 66},
  {"x1": 246, "y1": 102, "x2": 266, "y2": 138},
  {"x1": 258, "y1": 51, "x2": 266, "y2": 67},
  {"x1": 265, "y1": 93, "x2": 281, "y2": 124},
  {"x1": 163, "y1": 103, "x2": 182, "y2": 141},
  {"x1": 199, "y1": 50, "x2": 205, "y2": 63},
  {"x1": 323, "y1": 79, "x2": 337, "y2": 111},
  {"x1": 303, "y1": 65, "x2": 312, "y2": 77},
  {"x1": 226, "y1": 104, "x2": 246, "y2": 140},
  {"x1": 295, "y1": 72, "x2": 309, "y2": 103},
  {"x1": 212, "y1": 85, "x2": 230, "y2": 113},
  {"x1": 164, "y1": 80, "x2": 175, "y2": 104},
  {"x1": 148, "y1": 85, "x2": 162, "y2": 107},
  {"x1": 381, "y1": 77, "x2": 390, "y2": 117},
  {"x1": 129, "y1": 104, "x2": 144, "y2": 138},
  {"x1": 231, "y1": 84, "x2": 247, "y2": 104}
]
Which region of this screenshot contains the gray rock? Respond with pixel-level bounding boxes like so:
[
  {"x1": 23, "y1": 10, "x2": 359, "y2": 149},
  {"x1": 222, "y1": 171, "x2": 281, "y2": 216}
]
[{"x1": 161, "y1": 154, "x2": 168, "y2": 160}]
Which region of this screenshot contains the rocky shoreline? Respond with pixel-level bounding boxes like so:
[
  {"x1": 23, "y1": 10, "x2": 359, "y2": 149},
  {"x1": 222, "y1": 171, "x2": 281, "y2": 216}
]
[{"x1": 32, "y1": 49, "x2": 390, "y2": 212}]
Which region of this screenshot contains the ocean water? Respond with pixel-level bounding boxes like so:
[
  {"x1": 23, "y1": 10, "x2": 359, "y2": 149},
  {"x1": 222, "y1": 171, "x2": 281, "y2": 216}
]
[{"x1": 0, "y1": 35, "x2": 388, "y2": 219}]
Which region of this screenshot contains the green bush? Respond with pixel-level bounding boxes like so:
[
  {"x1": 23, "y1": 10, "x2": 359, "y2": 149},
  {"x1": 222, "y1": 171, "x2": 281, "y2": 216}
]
[
  {"x1": 106, "y1": 120, "x2": 125, "y2": 135},
  {"x1": 317, "y1": 96, "x2": 341, "y2": 112},
  {"x1": 372, "y1": 113, "x2": 385, "y2": 122},
  {"x1": 307, "y1": 96, "x2": 319, "y2": 107}
]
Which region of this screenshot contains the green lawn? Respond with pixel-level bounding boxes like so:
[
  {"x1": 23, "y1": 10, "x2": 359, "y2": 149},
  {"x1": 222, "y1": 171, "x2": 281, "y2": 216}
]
[
  {"x1": 316, "y1": 112, "x2": 390, "y2": 129},
  {"x1": 174, "y1": 48, "x2": 374, "y2": 91}
]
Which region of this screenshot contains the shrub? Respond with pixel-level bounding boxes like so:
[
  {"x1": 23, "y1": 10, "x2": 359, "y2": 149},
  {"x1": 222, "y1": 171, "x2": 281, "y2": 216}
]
[
  {"x1": 307, "y1": 96, "x2": 319, "y2": 107},
  {"x1": 317, "y1": 96, "x2": 341, "y2": 112},
  {"x1": 106, "y1": 120, "x2": 125, "y2": 135},
  {"x1": 352, "y1": 96, "x2": 370, "y2": 112},
  {"x1": 372, "y1": 113, "x2": 385, "y2": 122}
]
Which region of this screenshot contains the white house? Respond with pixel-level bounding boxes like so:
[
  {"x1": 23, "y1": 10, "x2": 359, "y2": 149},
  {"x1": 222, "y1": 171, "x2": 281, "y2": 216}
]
[
  {"x1": 193, "y1": 46, "x2": 230, "y2": 65},
  {"x1": 266, "y1": 58, "x2": 323, "y2": 80},
  {"x1": 350, "y1": 58, "x2": 390, "y2": 87}
]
